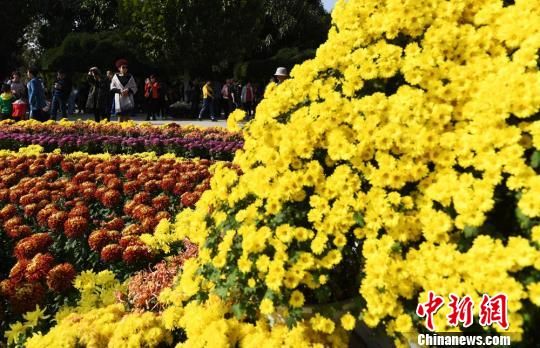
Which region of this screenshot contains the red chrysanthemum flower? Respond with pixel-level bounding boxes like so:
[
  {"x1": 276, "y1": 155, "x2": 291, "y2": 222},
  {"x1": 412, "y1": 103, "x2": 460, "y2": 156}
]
[
  {"x1": 151, "y1": 195, "x2": 170, "y2": 211},
  {"x1": 122, "y1": 245, "x2": 152, "y2": 265},
  {"x1": 43, "y1": 170, "x2": 59, "y2": 182},
  {"x1": 25, "y1": 252, "x2": 55, "y2": 282},
  {"x1": 6, "y1": 281, "x2": 46, "y2": 314},
  {"x1": 100, "y1": 244, "x2": 123, "y2": 263},
  {"x1": 123, "y1": 200, "x2": 137, "y2": 215},
  {"x1": 181, "y1": 192, "x2": 199, "y2": 207},
  {"x1": 133, "y1": 192, "x2": 151, "y2": 205},
  {"x1": 122, "y1": 181, "x2": 139, "y2": 196},
  {"x1": 48, "y1": 211, "x2": 68, "y2": 231},
  {"x1": 0, "y1": 279, "x2": 15, "y2": 297},
  {"x1": 155, "y1": 211, "x2": 171, "y2": 221},
  {"x1": 9, "y1": 259, "x2": 29, "y2": 283},
  {"x1": 122, "y1": 224, "x2": 143, "y2": 236},
  {"x1": 141, "y1": 217, "x2": 158, "y2": 233},
  {"x1": 0, "y1": 204, "x2": 17, "y2": 221},
  {"x1": 131, "y1": 204, "x2": 156, "y2": 221},
  {"x1": 103, "y1": 164, "x2": 117, "y2": 174},
  {"x1": 65, "y1": 183, "x2": 79, "y2": 199},
  {"x1": 104, "y1": 217, "x2": 124, "y2": 231},
  {"x1": 9, "y1": 188, "x2": 23, "y2": 204},
  {"x1": 14, "y1": 233, "x2": 53, "y2": 259},
  {"x1": 101, "y1": 189, "x2": 121, "y2": 208},
  {"x1": 46, "y1": 263, "x2": 76, "y2": 293},
  {"x1": 89, "y1": 229, "x2": 113, "y2": 252},
  {"x1": 105, "y1": 177, "x2": 122, "y2": 190},
  {"x1": 81, "y1": 188, "x2": 94, "y2": 201},
  {"x1": 125, "y1": 168, "x2": 140, "y2": 180},
  {"x1": 143, "y1": 180, "x2": 159, "y2": 194},
  {"x1": 23, "y1": 203, "x2": 38, "y2": 218},
  {"x1": 4, "y1": 216, "x2": 23, "y2": 236},
  {"x1": 45, "y1": 153, "x2": 63, "y2": 169},
  {"x1": 28, "y1": 163, "x2": 46, "y2": 176},
  {"x1": 173, "y1": 182, "x2": 190, "y2": 196},
  {"x1": 160, "y1": 177, "x2": 175, "y2": 192},
  {"x1": 60, "y1": 160, "x2": 75, "y2": 173},
  {"x1": 7, "y1": 225, "x2": 32, "y2": 239},
  {"x1": 35, "y1": 189, "x2": 50, "y2": 201},
  {"x1": 93, "y1": 186, "x2": 106, "y2": 201},
  {"x1": 37, "y1": 207, "x2": 57, "y2": 228},
  {"x1": 64, "y1": 216, "x2": 89, "y2": 238},
  {"x1": 0, "y1": 188, "x2": 9, "y2": 202},
  {"x1": 68, "y1": 205, "x2": 90, "y2": 219},
  {"x1": 72, "y1": 170, "x2": 91, "y2": 184},
  {"x1": 119, "y1": 235, "x2": 144, "y2": 249}
]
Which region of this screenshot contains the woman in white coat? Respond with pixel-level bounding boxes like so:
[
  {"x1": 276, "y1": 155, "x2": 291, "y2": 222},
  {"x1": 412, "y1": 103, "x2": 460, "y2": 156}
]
[{"x1": 110, "y1": 59, "x2": 137, "y2": 122}]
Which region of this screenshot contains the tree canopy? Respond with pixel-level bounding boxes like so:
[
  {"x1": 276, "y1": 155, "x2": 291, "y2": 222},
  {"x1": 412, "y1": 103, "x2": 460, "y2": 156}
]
[
  {"x1": 119, "y1": 0, "x2": 265, "y2": 75},
  {"x1": 4, "y1": 0, "x2": 330, "y2": 79}
]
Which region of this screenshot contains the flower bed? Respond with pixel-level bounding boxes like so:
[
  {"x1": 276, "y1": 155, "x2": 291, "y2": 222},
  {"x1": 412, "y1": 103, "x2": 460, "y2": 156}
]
[
  {"x1": 0, "y1": 120, "x2": 243, "y2": 160},
  {"x1": 0, "y1": 147, "x2": 213, "y2": 336},
  {"x1": 6, "y1": 0, "x2": 540, "y2": 347}
]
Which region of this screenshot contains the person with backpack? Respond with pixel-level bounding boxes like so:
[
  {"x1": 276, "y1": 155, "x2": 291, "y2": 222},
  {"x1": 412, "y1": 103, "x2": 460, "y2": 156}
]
[{"x1": 110, "y1": 59, "x2": 137, "y2": 122}]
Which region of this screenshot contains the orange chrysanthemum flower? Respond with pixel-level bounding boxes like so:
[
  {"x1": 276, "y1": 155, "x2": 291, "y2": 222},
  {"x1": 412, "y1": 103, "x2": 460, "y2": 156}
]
[
  {"x1": 46, "y1": 263, "x2": 76, "y2": 293},
  {"x1": 63, "y1": 216, "x2": 89, "y2": 238}
]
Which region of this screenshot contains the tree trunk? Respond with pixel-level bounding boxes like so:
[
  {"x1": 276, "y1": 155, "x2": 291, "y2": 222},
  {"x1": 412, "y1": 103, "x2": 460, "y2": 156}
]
[{"x1": 183, "y1": 68, "x2": 190, "y2": 102}]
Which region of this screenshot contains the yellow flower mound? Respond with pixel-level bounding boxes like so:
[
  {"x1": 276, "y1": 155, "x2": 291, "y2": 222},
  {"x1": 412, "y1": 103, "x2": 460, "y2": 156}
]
[
  {"x1": 24, "y1": 271, "x2": 172, "y2": 348},
  {"x1": 143, "y1": 0, "x2": 540, "y2": 346},
  {"x1": 26, "y1": 304, "x2": 172, "y2": 348}
]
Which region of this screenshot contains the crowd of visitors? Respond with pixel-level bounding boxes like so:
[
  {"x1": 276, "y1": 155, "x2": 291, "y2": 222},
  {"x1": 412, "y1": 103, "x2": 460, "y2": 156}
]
[{"x1": 0, "y1": 62, "x2": 289, "y2": 123}]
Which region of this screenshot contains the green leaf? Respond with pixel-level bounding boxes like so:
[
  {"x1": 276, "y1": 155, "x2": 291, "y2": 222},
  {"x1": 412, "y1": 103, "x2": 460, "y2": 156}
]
[
  {"x1": 391, "y1": 242, "x2": 402, "y2": 253},
  {"x1": 463, "y1": 226, "x2": 479, "y2": 238},
  {"x1": 215, "y1": 286, "x2": 228, "y2": 298},
  {"x1": 231, "y1": 303, "x2": 246, "y2": 319},
  {"x1": 531, "y1": 151, "x2": 540, "y2": 168},
  {"x1": 354, "y1": 212, "x2": 365, "y2": 227},
  {"x1": 516, "y1": 208, "x2": 533, "y2": 230}
]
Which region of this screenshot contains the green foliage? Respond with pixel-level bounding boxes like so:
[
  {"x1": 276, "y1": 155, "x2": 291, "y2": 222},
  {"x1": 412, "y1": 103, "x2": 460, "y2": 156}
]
[
  {"x1": 258, "y1": 0, "x2": 330, "y2": 54},
  {"x1": 119, "y1": 0, "x2": 265, "y2": 75},
  {"x1": 234, "y1": 47, "x2": 316, "y2": 82},
  {"x1": 33, "y1": 0, "x2": 119, "y2": 49},
  {"x1": 0, "y1": 0, "x2": 34, "y2": 75},
  {"x1": 41, "y1": 31, "x2": 149, "y2": 74}
]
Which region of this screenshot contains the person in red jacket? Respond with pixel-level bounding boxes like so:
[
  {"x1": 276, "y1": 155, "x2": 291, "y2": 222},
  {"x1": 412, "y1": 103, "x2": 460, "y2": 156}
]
[{"x1": 144, "y1": 74, "x2": 161, "y2": 121}]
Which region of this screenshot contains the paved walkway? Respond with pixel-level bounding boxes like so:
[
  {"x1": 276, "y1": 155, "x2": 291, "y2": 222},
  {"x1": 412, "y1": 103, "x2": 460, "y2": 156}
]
[{"x1": 69, "y1": 113, "x2": 228, "y2": 128}]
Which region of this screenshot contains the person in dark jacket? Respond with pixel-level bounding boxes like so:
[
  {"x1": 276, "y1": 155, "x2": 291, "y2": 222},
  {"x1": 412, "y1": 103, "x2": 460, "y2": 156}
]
[
  {"x1": 86, "y1": 67, "x2": 108, "y2": 122},
  {"x1": 189, "y1": 81, "x2": 201, "y2": 118},
  {"x1": 50, "y1": 70, "x2": 71, "y2": 120},
  {"x1": 105, "y1": 70, "x2": 115, "y2": 120}
]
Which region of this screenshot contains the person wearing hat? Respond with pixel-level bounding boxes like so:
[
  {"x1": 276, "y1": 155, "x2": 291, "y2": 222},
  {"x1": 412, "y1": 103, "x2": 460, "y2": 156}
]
[
  {"x1": 274, "y1": 67, "x2": 289, "y2": 84},
  {"x1": 110, "y1": 59, "x2": 137, "y2": 122},
  {"x1": 50, "y1": 69, "x2": 71, "y2": 120},
  {"x1": 86, "y1": 67, "x2": 109, "y2": 122}
]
